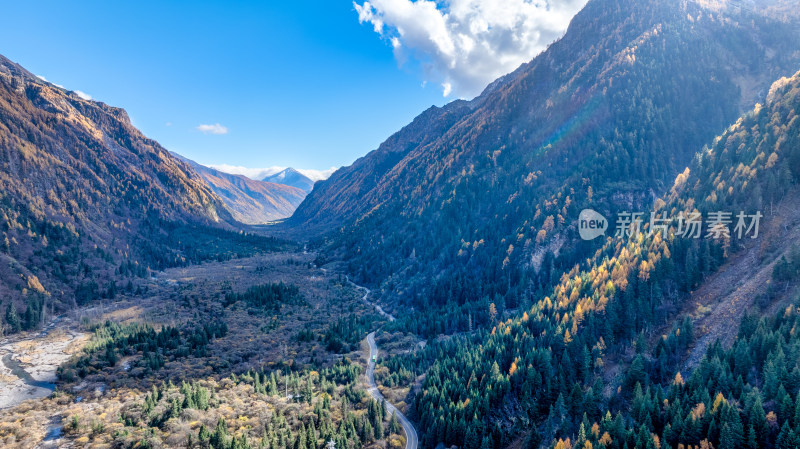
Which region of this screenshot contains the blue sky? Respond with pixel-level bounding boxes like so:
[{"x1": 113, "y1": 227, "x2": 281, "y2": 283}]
[{"x1": 0, "y1": 0, "x2": 585, "y2": 175}]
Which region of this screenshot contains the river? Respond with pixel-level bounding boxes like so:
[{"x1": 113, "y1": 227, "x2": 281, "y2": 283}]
[{"x1": 0, "y1": 317, "x2": 85, "y2": 410}]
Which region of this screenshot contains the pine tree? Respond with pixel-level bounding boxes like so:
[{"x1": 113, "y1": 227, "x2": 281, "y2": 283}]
[
  {"x1": 269, "y1": 372, "x2": 279, "y2": 396},
  {"x1": 388, "y1": 411, "x2": 400, "y2": 435},
  {"x1": 722, "y1": 403, "x2": 744, "y2": 448},
  {"x1": 170, "y1": 398, "x2": 182, "y2": 420},
  {"x1": 719, "y1": 423, "x2": 735, "y2": 449},
  {"x1": 373, "y1": 414, "x2": 383, "y2": 440},
  {"x1": 5, "y1": 303, "x2": 21, "y2": 333},
  {"x1": 464, "y1": 425, "x2": 480, "y2": 449},
  {"x1": 794, "y1": 391, "x2": 800, "y2": 430},
  {"x1": 746, "y1": 425, "x2": 758, "y2": 449},
  {"x1": 304, "y1": 378, "x2": 314, "y2": 403},
  {"x1": 626, "y1": 356, "x2": 647, "y2": 391},
  {"x1": 211, "y1": 418, "x2": 229, "y2": 449},
  {"x1": 307, "y1": 419, "x2": 318, "y2": 449},
  {"x1": 576, "y1": 423, "x2": 587, "y2": 449},
  {"x1": 363, "y1": 420, "x2": 374, "y2": 443},
  {"x1": 254, "y1": 371, "x2": 262, "y2": 394},
  {"x1": 750, "y1": 395, "x2": 768, "y2": 446},
  {"x1": 295, "y1": 424, "x2": 307, "y2": 449},
  {"x1": 777, "y1": 421, "x2": 799, "y2": 449},
  {"x1": 198, "y1": 424, "x2": 210, "y2": 443}
]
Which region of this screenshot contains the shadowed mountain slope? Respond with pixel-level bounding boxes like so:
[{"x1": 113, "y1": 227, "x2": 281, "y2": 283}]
[
  {"x1": 290, "y1": 0, "x2": 800, "y2": 314},
  {"x1": 0, "y1": 54, "x2": 278, "y2": 312}
]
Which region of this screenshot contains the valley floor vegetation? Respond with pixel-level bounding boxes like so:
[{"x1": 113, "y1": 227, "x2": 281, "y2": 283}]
[{"x1": 0, "y1": 252, "x2": 407, "y2": 449}]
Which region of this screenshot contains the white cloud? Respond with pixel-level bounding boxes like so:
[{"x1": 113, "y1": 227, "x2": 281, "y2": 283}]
[
  {"x1": 74, "y1": 90, "x2": 92, "y2": 100},
  {"x1": 196, "y1": 123, "x2": 229, "y2": 135},
  {"x1": 208, "y1": 164, "x2": 338, "y2": 182},
  {"x1": 354, "y1": 0, "x2": 588, "y2": 98},
  {"x1": 36, "y1": 74, "x2": 93, "y2": 100},
  {"x1": 442, "y1": 82, "x2": 452, "y2": 97},
  {"x1": 35, "y1": 74, "x2": 65, "y2": 89},
  {"x1": 297, "y1": 167, "x2": 338, "y2": 181},
  {"x1": 208, "y1": 164, "x2": 285, "y2": 180}
]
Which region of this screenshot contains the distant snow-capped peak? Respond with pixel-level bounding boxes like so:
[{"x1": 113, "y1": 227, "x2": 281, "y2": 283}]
[{"x1": 207, "y1": 164, "x2": 337, "y2": 182}]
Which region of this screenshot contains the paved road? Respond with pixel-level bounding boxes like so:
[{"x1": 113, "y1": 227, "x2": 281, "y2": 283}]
[
  {"x1": 366, "y1": 331, "x2": 419, "y2": 449},
  {"x1": 345, "y1": 276, "x2": 416, "y2": 448},
  {"x1": 346, "y1": 276, "x2": 395, "y2": 322}
]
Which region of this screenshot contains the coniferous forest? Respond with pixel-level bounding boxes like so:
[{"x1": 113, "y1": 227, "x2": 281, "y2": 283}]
[{"x1": 1, "y1": 0, "x2": 800, "y2": 449}]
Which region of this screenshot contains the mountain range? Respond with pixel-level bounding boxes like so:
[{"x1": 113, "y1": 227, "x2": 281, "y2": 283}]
[
  {"x1": 291, "y1": 0, "x2": 800, "y2": 312},
  {"x1": 0, "y1": 54, "x2": 282, "y2": 309},
  {"x1": 206, "y1": 164, "x2": 336, "y2": 186},
  {"x1": 280, "y1": 0, "x2": 800, "y2": 447},
  {"x1": 173, "y1": 154, "x2": 307, "y2": 224},
  {"x1": 262, "y1": 167, "x2": 316, "y2": 192},
  {"x1": 2, "y1": 0, "x2": 800, "y2": 448}
]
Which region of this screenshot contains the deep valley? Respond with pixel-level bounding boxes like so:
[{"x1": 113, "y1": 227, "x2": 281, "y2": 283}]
[{"x1": 2, "y1": 0, "x2": 800, "y2": 448}]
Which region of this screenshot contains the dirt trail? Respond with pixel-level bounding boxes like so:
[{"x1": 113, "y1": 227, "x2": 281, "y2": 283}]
[{"x1": 682, "y1": 192, "x2": 800, "y2": 372}]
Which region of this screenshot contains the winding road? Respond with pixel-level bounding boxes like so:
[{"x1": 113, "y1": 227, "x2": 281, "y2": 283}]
[
  {"x1": 343, "y1": 275, "x2": 417, "y2": 449},
  {"x1": 347, "y1": 276, "x2": 395, "y2": 322},
  {"x1": 366, "y1": 331, "x2": 419, "y2": 449}
]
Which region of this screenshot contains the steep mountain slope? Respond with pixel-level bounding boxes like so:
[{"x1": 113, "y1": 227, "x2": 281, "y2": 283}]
[
  {"x1": 290, "y1": 100, "x2": 473, "y2": 229},
  {"x1": 390, "y1": 68, "x2": 800, "y2": 449},
  {"x1": 0, "y1": 54, "x2": 268, "y2": 316},
  {"x1": 292, "y1": 0, "x2": 800, "y2": 317},
  {"x1": 174, "y1": 155, "x2": 306, "y2": 224},
  {"x1": 262, "y1": 167, "x2": 316, "y2": 192}
]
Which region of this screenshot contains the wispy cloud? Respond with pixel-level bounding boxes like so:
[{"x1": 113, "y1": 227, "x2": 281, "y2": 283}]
[
  {"x1": 36, "y1": 74, "x2": 94, "y2": 100},
  {"x1": 74, "y1": 90, "x2": 92, "y2": 100},
  {"x1": 208, "y1": 164, "x2": 285, "y2": 180},
  {"x1": 196, "y1": 123, "x2": 229, "y2": 135},
  {"x1": 35, "y1": 74, "x2": 65, "y2": 89},
  {"x1": 354, "y1": 0, "x2": 588, "y2": 98},
  {"x1": 297, "y1": 167, "x2": 338, "y2": 181}
]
